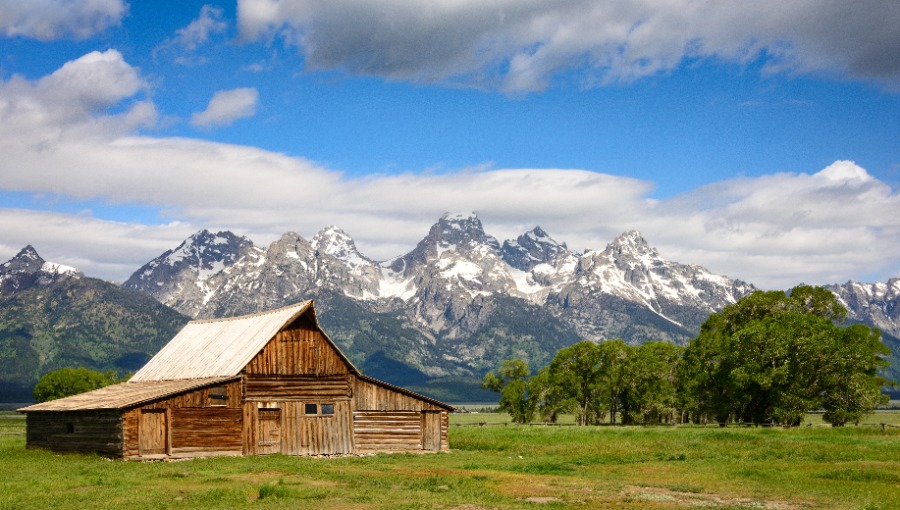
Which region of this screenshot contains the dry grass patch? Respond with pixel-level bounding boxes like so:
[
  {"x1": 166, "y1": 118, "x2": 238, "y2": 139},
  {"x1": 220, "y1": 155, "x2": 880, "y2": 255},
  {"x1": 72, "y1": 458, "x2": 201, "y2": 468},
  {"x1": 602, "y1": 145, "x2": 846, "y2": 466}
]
[{"x1": 624, "y1": 485, "x2": 805, "y2": 509}]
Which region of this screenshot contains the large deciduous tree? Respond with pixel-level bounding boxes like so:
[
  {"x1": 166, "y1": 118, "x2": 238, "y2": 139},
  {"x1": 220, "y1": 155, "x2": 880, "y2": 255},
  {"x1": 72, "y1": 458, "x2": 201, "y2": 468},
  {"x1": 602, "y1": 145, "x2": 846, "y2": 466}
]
[{"x1": 677, "y1": 286, "x2": 890, "y2": 426}]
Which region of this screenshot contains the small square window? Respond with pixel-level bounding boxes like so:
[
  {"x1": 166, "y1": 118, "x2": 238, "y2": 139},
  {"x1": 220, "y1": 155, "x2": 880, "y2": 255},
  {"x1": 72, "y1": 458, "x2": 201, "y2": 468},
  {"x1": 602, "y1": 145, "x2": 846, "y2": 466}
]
[
  {"x1": 321, "y1": 404, "x2": 334, "y2": 415},
  {"x1": 209, "y1": 385, "x2": 227, "y2": 405},
  {"x1": 305, "y1": 403, "x2": 318, "y2": 415},
  {"x1": 66, "y1": 423, "x2": 74, "y2": 434}
]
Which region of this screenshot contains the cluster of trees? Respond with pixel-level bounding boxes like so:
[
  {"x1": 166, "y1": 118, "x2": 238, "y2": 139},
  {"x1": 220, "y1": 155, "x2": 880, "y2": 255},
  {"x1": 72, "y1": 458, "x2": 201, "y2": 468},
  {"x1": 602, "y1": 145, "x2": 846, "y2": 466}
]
[
  {"x1": 32, "y1": 367, "x2": 124, "y2": 403},
  {"x1": 483, "y1": 286, "x2": 892, "y2": 426}
]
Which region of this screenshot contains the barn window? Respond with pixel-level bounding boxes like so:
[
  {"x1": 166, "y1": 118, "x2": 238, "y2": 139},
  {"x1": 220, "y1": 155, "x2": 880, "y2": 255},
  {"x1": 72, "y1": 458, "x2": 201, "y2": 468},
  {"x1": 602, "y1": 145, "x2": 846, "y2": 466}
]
[
  {"x1": 304, "y1": 403, "x2": 335, "y2": 416},
  {"x1": 209, "y1": 385, "x2": 227, "y2": 406},
  {"x1": 66, "y1": 423, "x2": 74, "y2": 434}
]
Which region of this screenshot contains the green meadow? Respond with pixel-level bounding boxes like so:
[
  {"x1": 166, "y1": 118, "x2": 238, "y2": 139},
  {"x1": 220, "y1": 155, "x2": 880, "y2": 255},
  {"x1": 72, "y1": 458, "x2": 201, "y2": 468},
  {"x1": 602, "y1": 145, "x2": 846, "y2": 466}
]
[{"x1": 2, "y1": 411, "x2": 900, "y2": 509}]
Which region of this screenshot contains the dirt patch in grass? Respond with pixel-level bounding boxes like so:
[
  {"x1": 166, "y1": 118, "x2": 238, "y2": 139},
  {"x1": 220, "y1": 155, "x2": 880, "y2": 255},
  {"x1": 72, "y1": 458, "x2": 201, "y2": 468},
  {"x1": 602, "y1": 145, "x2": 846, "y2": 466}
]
[
  {"x1": 624, "y1": 485, "x2": 804, "y2": 509},
  {"x1": 522, "y1": 496, "x2": 562, "y2": 503}
]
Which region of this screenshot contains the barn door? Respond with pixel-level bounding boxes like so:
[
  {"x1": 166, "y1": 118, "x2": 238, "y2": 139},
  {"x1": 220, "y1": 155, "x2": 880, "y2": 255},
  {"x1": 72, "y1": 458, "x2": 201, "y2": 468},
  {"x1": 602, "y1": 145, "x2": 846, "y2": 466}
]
[
  {"x1": 139, "y1": 409, "x2": 167, "y2": 456},
  {"x1": 257, "y1": 408, "x2": 282, "y2": 454},
  {"x1": 422, "y1": 411, "x2": 442, "y2": 451}
]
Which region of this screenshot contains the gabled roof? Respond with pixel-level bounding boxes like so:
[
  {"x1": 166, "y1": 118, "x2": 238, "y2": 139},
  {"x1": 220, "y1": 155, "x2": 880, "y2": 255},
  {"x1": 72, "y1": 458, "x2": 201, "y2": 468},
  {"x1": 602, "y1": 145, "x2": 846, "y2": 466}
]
[
  {"x1": 130, "y1": 301, "x2": 357, "y2": 382},
  {"x1": 18, "y1": 377, "x2": 238, "y2": 412}
]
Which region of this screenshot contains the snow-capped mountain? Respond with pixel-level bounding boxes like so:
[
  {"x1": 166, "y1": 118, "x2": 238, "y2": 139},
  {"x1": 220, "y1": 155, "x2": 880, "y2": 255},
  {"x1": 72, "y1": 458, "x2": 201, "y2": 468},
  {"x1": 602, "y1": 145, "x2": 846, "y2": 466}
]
[
  {"x1": 122, "y1": 213, "x2": 760, "y2": 375},
  {"x1": 540, "y1": 231, "x2": 755, "y2": 342},
  {"x1": 501, "y1": 226, "x2": 569, "y2": 272},
  {"x1": 826, "y1": 279, "x2": 900, "y2": 339},
  {"x1": 0, "y1": 245, "x2": 81, "y2": 297},
  {"x1": 122, "y1": 230, "x2": 258, "y2": 317}
]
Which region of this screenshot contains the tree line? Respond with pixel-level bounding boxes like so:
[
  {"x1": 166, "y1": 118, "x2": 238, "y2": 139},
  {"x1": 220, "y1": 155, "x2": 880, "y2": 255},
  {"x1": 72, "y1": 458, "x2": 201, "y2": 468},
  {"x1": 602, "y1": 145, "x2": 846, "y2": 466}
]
[{"x1": 483, "y1": 286, "x2": 893, "y2": 427}]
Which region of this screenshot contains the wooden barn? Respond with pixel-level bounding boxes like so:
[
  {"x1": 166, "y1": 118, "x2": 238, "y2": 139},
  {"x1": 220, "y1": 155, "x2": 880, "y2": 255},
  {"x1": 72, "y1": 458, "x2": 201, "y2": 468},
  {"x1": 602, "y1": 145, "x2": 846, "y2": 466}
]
[{"x1": 18, "y1": 301, "x2": 453, "y2": 459}]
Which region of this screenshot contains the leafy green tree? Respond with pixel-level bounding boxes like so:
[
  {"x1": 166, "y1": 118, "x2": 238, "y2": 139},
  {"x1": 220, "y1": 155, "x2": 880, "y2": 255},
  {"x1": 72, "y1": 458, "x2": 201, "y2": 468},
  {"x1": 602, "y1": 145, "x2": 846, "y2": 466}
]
[
  {"x1": 530, "y1": 366, "x2": 571, "y2": 423},
  {"x1": 595, "y1": 340, "x2": 632, "y2": 425},
  {"x1": 820, "y1": 324, "x2": 890, "y2": 425},
  {"x1": 620, "y1": 342, "x2": 681, "y2": 425},
  {"x1": 546, "y1": 341, "x2": 603, "y2": 425},
  {"x1": 482, "y1": 359, "x2": 538, "y2": 423},
  {"x1": 677, "y1": 286, "x2": 890, "y2": 426},
  {"x1": 33, "y1": 367, "x2": 122, "y2": 402},
  {"x1": 675, "y1": 314, "x2": 733, "y2": 424}
]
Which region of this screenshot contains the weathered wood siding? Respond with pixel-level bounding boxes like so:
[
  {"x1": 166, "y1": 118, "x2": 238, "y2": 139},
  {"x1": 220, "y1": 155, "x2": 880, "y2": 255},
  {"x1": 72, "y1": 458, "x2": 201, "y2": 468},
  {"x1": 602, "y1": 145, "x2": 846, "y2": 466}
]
[
  {"x1": 352, "y1": 377, "x2": 445, "y2": 411},
  {"x1": 245, "y1": 319, "x2": 350, "y2": 376},
  {"x1": 25, "y1": 411, "x2": 123, "y2": 457},
  {"x1": 441, "y1": 411, "x2": 449, "y2": 451},
  {"x1": 123, "y1": 380, "x2": 243, "y2": 458},
  {"x1": 138, "y1": 380, "x2": 242, "y2": 409},
  {"x1": 170, "y1": 408, "x2": 243, "y2": 457},
  {"x1": 244, "y1": 375, "x2": 352, "y2": 400},
  {"x1": 353, "y1": 411, "x2": 422, "y2": 451},
  {"x1": 351, "y1": 377, "x2": 451, "y2": 452},
  {"x1": 242, "y1": 400, "x2": 353, "y2": 455}
]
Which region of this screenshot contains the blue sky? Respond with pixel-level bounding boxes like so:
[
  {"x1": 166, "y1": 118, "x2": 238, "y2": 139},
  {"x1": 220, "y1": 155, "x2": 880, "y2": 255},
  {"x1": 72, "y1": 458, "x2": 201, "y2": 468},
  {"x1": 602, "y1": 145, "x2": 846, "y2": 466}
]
[{"x1": 1, "y1": 0, "x2": 898, "y2": 289}]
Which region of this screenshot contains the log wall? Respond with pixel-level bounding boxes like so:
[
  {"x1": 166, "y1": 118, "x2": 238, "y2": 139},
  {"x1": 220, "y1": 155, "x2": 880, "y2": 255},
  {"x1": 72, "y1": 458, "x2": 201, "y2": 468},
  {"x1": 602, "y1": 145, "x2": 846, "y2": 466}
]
[
  {"x1": 26, "y1": 411, "x2": 123, "y2": 457},
  {"x1": 353, "y1": 410, "x2": 422, "y2": 451},
  {"x1": 244, "y1": 375, "x2": 351, "y2": 400}
]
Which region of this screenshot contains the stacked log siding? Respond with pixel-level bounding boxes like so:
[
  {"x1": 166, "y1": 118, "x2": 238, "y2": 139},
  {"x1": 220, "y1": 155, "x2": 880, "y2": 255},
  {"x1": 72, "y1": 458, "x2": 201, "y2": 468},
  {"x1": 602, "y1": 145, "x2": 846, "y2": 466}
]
[{"x1": 19, "y1": 301, "x2": 454, "y2": 459}]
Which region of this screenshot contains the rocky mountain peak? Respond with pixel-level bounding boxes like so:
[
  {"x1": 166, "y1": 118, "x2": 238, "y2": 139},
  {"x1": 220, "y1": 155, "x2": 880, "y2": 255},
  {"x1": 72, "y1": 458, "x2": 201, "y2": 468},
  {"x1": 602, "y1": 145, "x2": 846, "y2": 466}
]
[
  {"x1": 1, "y1": 245, "x2": 45, "y2": 274},
  {"x1": 606, "y1": 230, "x2": 655, "y2": 255},
  {"x1": 432, "y1": 212, "x2": 500, "y2": 251},
  {"x1": 0, "y1": 245, "x2": 81, "y2": 297},
  {"x1": 502, "y1": 226, "x2": 569, "y2": 271},
  {"x1": 312, "y1": 227, "x2": 372, "y2": 267},
  {"x1": 268, "y1": 231, "x2": 310, "y2": 253},
  {"x1": 122, "y1": 230, "x2": 257, "y2": 311},
  {"x1": 388, "y1": 213, "x2": 501, "y2": 274}
]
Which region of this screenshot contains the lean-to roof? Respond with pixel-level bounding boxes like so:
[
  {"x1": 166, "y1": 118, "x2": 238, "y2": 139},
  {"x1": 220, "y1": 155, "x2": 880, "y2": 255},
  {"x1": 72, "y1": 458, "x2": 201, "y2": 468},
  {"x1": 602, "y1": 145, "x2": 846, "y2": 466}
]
[{"x1": 18, "y1": 377, "x2": 238, "y2": 412}]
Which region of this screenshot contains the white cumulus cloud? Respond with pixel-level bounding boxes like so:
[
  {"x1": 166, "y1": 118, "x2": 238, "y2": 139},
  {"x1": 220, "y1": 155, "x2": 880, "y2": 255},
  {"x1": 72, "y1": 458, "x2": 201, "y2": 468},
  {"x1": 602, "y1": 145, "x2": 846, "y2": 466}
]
[
  {"x1": 190, "y1": 87, "x2": 260, "y2": 128},
  {"x1": 0, "y1": 0, "x2": 126, "y2": 40}
]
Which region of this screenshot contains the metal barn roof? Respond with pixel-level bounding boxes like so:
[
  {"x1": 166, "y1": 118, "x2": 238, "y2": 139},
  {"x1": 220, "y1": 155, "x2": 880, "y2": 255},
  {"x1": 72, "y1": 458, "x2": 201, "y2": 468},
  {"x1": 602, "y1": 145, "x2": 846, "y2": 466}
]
[{"x1": 130, "y1": 301, "x2": 321, "y2": 382}]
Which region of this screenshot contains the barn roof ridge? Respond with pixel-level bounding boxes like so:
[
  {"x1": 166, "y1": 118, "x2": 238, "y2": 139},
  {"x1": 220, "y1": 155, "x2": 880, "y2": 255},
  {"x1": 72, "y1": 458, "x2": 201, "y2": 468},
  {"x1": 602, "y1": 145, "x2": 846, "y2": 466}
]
[{"x1": 187, "y1": 300, "x2": 313, "y2": 325}]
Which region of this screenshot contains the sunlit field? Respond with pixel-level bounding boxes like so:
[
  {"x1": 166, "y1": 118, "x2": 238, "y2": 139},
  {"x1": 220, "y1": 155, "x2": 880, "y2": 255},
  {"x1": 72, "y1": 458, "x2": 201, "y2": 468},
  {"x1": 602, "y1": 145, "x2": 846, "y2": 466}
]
[{"x1": 2, "y1": 410, "x2": 900, "y2": 509}]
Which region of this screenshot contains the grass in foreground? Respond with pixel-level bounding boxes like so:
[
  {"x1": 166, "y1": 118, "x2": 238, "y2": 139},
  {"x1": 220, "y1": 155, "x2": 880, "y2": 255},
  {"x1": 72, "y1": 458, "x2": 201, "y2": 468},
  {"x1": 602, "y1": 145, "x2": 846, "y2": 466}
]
[{"x1": 1, "y1": 412, "x2": 899, "y2": 509}]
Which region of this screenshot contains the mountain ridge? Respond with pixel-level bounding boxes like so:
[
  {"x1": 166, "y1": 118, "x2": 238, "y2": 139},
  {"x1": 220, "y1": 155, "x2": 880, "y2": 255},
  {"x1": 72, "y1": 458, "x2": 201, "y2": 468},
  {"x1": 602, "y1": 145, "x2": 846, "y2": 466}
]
[
  {"x1": 3, "y1": 215, "x2": 897, "y2": 401},
  {"x1": 119, "y1": 213, "x2": 759, "y2": 379}
]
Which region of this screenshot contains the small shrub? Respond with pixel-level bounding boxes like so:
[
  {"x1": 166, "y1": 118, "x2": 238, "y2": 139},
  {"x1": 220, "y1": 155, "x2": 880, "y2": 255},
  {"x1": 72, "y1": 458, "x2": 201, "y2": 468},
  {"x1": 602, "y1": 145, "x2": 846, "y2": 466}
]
[{"x1": 258, "y1": 481, "x2": 291, "y2": 500}]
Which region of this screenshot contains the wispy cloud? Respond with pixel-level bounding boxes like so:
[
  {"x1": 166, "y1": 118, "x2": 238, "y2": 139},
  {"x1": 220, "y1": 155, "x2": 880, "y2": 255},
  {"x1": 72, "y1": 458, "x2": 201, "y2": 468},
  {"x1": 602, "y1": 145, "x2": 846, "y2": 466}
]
[
  {"x1": 0, "y1": 0, "x2": 126, "y2": 40},
  {"x1": 154, "y1": 4, "x2": 228, "y2": 65},
  {"x1": 190, "y1": 87, "x2": 259, "y2": 128},
  {"x1": 236, "y1": 0, "x2": 900, "y2": 93}
]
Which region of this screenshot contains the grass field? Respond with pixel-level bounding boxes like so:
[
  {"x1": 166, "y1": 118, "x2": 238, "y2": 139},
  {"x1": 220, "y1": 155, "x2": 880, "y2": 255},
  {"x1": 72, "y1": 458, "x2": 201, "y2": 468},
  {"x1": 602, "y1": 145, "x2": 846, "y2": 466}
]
[{"x1": 2, "y1": 411, "x2": 900, "y2": 509}]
